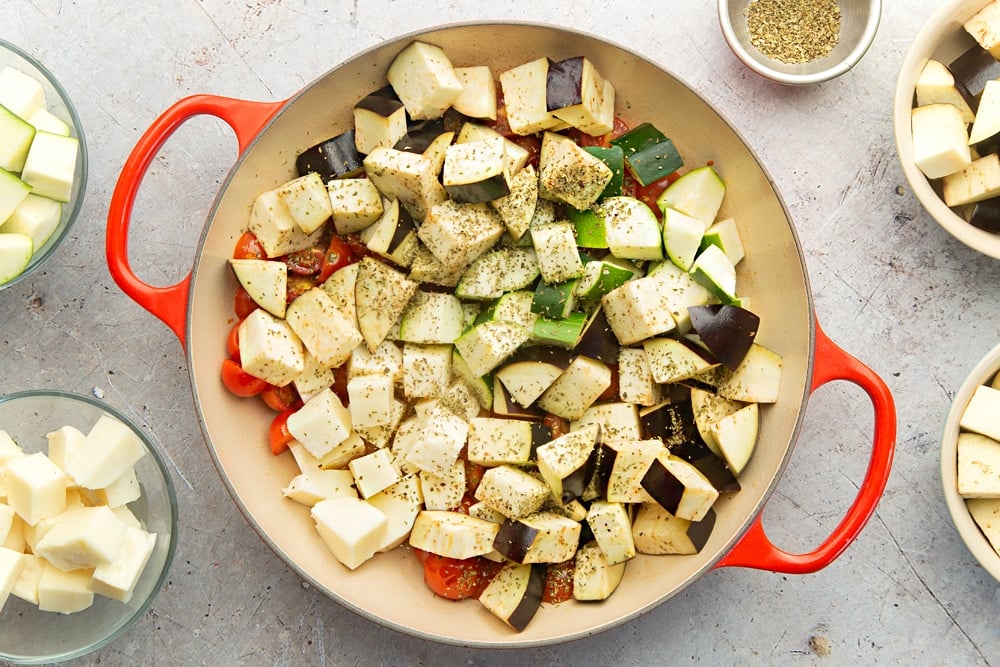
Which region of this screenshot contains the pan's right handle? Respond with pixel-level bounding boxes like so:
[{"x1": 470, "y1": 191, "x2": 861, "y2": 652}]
[{"x1": 106, "y1": 95, "x2": 285, "y2": 348}]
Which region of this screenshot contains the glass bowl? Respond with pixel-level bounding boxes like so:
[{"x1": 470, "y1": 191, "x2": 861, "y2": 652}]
[
  {"x1": 718, "y1": 0, "x2": 882, "y2": 85},
  {"x1": 0, "y1": 39, "x2": 88, "y2": 290},
  {"x1": 0, "y1": 390, "x2": 177, "y2": 664}
]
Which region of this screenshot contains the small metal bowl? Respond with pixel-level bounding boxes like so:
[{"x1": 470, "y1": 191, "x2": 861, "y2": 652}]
[
  {"x1": 718, "y1": 0, "x2": 882, "y2": 85},
  {"x1": 941, "y1": 343, "x2": 1000, "y2": 584},
  {"x1": 0, "y1": 39, "x2": 88, "y2": 291}
]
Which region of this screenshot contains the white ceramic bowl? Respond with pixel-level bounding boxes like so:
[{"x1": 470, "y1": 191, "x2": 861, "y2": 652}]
[
  {"x1": 0, "y1": 39, "x2": 88, "y2": 290},
  {"x1": 894, "y1": 0, "x2": 1000, "y2": 259},
  {"x1": 718, "y1": 0, "x2": 881, "y2": 85},
  {"x1": 0, "y1": 390, "x2": 177, "y2": 664},
  {"x1": 942, "y1": 343, "x2": 1000, "y2": 583}
]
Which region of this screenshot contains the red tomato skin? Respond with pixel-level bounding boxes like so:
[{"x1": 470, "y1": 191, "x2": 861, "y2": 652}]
[
  {"x1": 284, "y1": 247, "x2": 324, "y2": 276},
  {"x1": 422, "y1": 553, "x2": 503, "y2": 600},
  {"x1": 226, "y1": 321, "x2": 242, "y2": 361},
  {"x1": 268, "y1": 409, "x2": 296, "y2": 455},
  {"x1": 261, "y1": 384, "x2": 301, "y2": 412},
  {"x1": 542, "y1": 560, "x2": 575, "y2": 604},
  {"x1": 233, "y1": 286, "x2": 258, "y2": 319},
  {"x1": 317, "y1": 235, "x2": 354, "y2": 283},
  {"x1": 220, "y1": 359, "x2": 267, "y2": 397},
  {"x1": 233, "y1": 231, "x2": 266, "y2": 260}
]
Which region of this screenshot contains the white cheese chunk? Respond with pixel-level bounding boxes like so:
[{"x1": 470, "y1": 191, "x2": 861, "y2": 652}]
[
  {"x1": 404, "y1": 407, "x2": 469, "y2": 477},
  {"x1": 366, "y1": 474, "x2": 424, "y2": 551},
  {"x1": 97, "y1": 465, "x2": 141, "y2": 508},
  {"x1": 348, "y1": 372, "x2": 395, "y2": 429},
  {"x1": 286, "y1": 388, "x2": 353, "y2": 459},
  {"x1": 0, "y1": 503, "x2": 14, "y2": 544},
  {"x1": 293, "y1": 350, "x2": 336, "y2": 404},
  {"x1": 45, "y1": 425, "x2": 84, "y2": 472},
  {"x1": 34, "y1": 505, "x2": 127, "y2": 571},
  {"x1": 312, "y1": 496, "x2": 388, "y2": 570},
  {"x1": 238, "y1": 308, "x2": 305, "y2": 387},
  {"x1": 89, "y1": 526, "x2": 156, "y2": 602},
  {"x1": 11, "y1": 552, "x2": 43, "y2": 604},
  {"x1": 37, "y1": 561, "x2": 94, "y2": 614},
  {"x1": 282, "y1": 468, "x2": 357, "y2": 506},
  {"x1": 349, "y1": 448, "x2": 401, "y2": 499},
  {"x1": 408, "y1": 510, "x2": 499, "y2": 559},
  {"x1": 0, "y1": 546, "x2": 25, "y2": 612},
  {"x1": 66, "y1": 415, "x2": 146, "y2": 491},
  {"x1": 319, "y1": 261, "x2": 360, "y2": 327},
  {"x1": 355, "y1": 397, "x2": 406, "y2": 449},
  {"x1": 5, "y1": 452, "x2": 67, "y2": 526}
]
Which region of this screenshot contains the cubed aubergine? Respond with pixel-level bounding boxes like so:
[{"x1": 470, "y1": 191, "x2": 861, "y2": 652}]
[
  {"x1": 574, "y1": 307, "x2": 620, "y2": 364},
  {"x1": 639, "y1": 457, "x2": 685, "y2": 516},
  {"x1": 965, "y1": 199, "x2": 1000, "y2": 233},
  {"x1": 494, "y1": 519, "x2": 540, "y2": 563},
  {"x1": 688, "y1": 304, "x2": 760, "y2": 371},
  {"x1": 478, "y1": 562, "x2": 546, "y2": 632},
  {"x1": 950, "y1": 44, "x2": 1000, "y2": 99},
  {"x1": 669, "y1": 437, "x2": 740, "y2": 493},
  {"x1": 355, "y1": 93, "x2": 406, "y2": 118},
  {"x1": 387, "y1": 204, "x2": 417, "y2": 254},
  {"x1": 492, "y1": 379, "x2": 546, "y2": 420},
  {"x1": 296, "y1": 129, "x2": 365, "y2": 180},
  {"x1": 687, "y1": 507, "x2": 717, "y2": 552},
  {"x1": 530, "y1": 421, "x2": 554, "y2": 457},
  {"x1": 546, "y1": 56, "x2": 585, "y2": 111},
  {"x1": 393, "y1": 118, "x2": 448, "y2": 153}
]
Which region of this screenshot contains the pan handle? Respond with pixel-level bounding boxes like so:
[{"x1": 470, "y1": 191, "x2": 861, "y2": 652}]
[
  {"x1": 106, "y1": 95, "x2": 285, "y2": 347},
  {"x1": 714, "y1": 316, "x2": 896, "y2": 574}
]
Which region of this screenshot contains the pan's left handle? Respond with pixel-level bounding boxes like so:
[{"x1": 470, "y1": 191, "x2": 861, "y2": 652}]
[
  {"x1": 714, "y1": 317, "x2": 896, "y2": 573},
  {"x1": 106, "y1": 95, "x2": 285, "y2": 348}
]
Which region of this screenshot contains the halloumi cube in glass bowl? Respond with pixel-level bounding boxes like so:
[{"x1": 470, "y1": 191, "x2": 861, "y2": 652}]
[{"x1": 0, "y1": 390, "x2": 177, "y2": 664}]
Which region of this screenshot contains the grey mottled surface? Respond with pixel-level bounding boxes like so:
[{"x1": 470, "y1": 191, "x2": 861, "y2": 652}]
[{"x1": 2, "y1": 1, "x2": 1000, "y2": 665}]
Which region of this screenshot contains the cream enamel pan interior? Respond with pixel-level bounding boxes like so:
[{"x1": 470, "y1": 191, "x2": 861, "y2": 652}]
[{"x1": 108, "y1": 22, "x2": 895, "y2": 647}]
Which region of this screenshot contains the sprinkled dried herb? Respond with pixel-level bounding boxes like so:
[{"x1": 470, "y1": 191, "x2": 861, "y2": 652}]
[{"x1": 745, "y1": 0, "x2": 842, "y2": 65}]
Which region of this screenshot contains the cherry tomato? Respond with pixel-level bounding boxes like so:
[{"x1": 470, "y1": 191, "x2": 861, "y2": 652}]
[
  {"x1": 261, "y1": 384, "x2": 301, "y2": 412},
  {"x1": 542, "y1": 559, "x2": 575, "y2": 604},
  {"x1": 633, "y1": 172, "x2": 681, "y2": 215},
  {"x1": 233, "y1": 231, "x2": 266, "y2": 260},
  {"x1": 268, "y1": 408, "x2": 296, "y2": 455},
  {"x1": 464, "y1": 460, "x2": 487, "y2": 495},
  {"x1": 220, "y1": 359, "x2": 267, "y2": 397},
  {"x1": 234, "y1": 285, "x2": 258, "y2": 319},
  {"x1": 421, "y1": 553, "x2": 503, "y2": 600},
  {"x1": 226, "y1": 321, "x2": 242, "y2": 361},
  {"x1": 543, "y1": 413, "x2": 570, "y2": 440},
  {"x1": 284, "y1": 247, "x2": 324, "y2": 276},
  {"x1": 567, "y1": 116, "x2": 631, "y2": 148},
  {"x1": 285, "y1": 275, "x2": 315, "y2": 303},
  {"x1": 317, "y1": 235, "x2": 354, "y2": 283}
]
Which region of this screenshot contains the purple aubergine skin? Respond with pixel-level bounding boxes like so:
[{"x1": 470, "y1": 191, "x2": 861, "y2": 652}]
[
  {"x1": 688, "y1": 304, "x2": 760, "y2": 371},
  {"x1": 949, "y1": 43, "x2": 1000, "y2": 99},
  {"x1": 530, "y1": 421, "x2": 554, "y2": 457},
  {"x1": 687, "y1": 508, "x2": 717, "y2": 552},
  {"x1": 545, "y1": 56, "x2": 585, "y2": 112},
  {"x1": 640, "y1": 399, "x2": 740, "y2": 493},
  {"x1": 967, "y1": 200, "x2": 1000, "y2": 233},
  {"x1": 574, "y1": 308, "x2": 620, "y2": 364},
  {"x1": 494, "y1": 520, "x2": 541, "y2": 563},
  {"x1": 505, "y1": 345, "x2": 576, "y2": 369},
  {"x1": 385, "y1": 206, "x2": 417, "y2": 254},
  {"x1": 295, "y1": 130, "x2": 365, "y2": 181},
  {"x1": 507, "y1": 564, "x2": 547, "y2": 632},
  {"x1": 640, "y1": 456, "x2": 686, "y2": 516},
  {"x1": 354, "y1": 92, "x2": 405, "y2": 118}
]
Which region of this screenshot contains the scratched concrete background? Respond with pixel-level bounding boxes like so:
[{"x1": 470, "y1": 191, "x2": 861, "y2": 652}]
[{"x1": 2, "y1": 0, "x2": 1000, "y2": 665}]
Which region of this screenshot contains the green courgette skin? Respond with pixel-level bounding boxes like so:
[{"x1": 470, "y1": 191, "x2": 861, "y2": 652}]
[{"x1": 610, "y1": 122, "x2": 683, "y2": 186}]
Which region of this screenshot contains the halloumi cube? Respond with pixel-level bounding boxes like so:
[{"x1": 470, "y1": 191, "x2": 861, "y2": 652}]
[
  {"x1": 282, "y1": 468, "x2": 357, "y2": 506},
  {"x1": 348, "y1": 448, "x2": 401, "y2": 499},
  {"x1": 366, "y1": 474, "x2": 424, "y2": 551},
  {"x1": 286, "y1": 287, "x2": 364, "y2": 370},
  {"x1": 238, "y1": 308, "x2": 305, "y2": 387},
  {"x1": 89, "y1": 526, "x2": 157, "y2": 602},
  {"x1": 404, "y1": 407, "x2": 469, "y2": 477},
  {"x1": 5, "y1": 452, "x2": 66, "y2": 525},
  {"x1": 0, "y1": 546, "x2": 24, "y2": 612},
  {"x1": 419, "y1": 459, "x2": 466, "y2": 511},
  {"x1": 311, "y1": 496, "x2": 388, "y2": 570},
  {"x1": 37, "y1": 561, "x2": 94, "y2": 614},
  {"x1": 34, "y1": 506, "x2": 127, "y2": 571},
  {"x1": 286, "y1": 388, "x2": 353, "y2": 459},
  {"x1": 66, "y1": 415, "x2": 146, "y2": 490}
]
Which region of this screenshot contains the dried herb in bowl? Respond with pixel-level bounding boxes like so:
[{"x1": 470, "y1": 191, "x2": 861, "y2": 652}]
[{"x1": 745, "y1": 0, "x2": 842, "y2": 64}]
